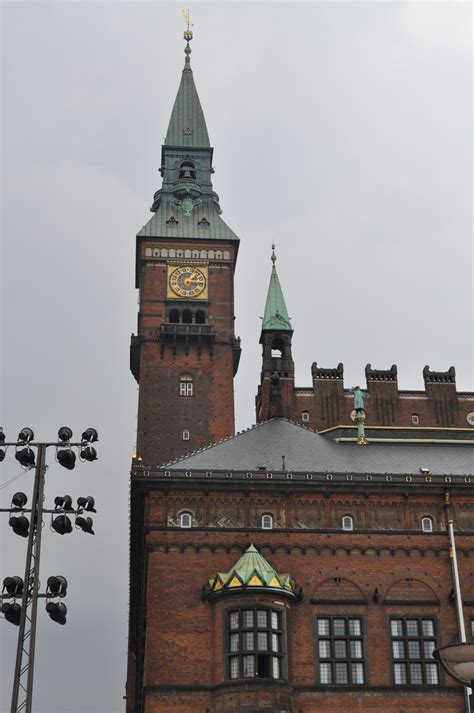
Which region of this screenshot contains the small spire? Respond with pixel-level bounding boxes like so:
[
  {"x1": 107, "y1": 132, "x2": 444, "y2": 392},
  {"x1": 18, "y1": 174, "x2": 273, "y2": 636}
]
[{"x1": 262, "y1": 247, "x2": 292, "y2": 331}]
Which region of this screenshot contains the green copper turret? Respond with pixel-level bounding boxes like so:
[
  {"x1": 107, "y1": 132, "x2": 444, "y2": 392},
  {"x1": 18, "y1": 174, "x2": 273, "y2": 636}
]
[{"x1": 262, "y1": 246, "x2": 292, "y2": 331}]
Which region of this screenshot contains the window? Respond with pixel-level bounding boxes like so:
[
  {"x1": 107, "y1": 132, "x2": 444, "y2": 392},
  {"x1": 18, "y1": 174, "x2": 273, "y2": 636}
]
[
  {"x1": 179, "y1": 512, "x2": 192, "y2": 528},
  {"x1": 471, "y1": 619, "x2": 474, "y2": 638},
  {"x1": 182, "y1": 429, "x2": 190, "y2": 441},
  {"x1": 411, "y1": 414, "x2": 420, "y2": 425},
  {"x1": 227, "y1": 608, "x2": 284, "y2": 680},
  {"x1": 342, "y1": 515, "x2": 354, "y2": 531},
  {"x1": 390, "y1": 618, "x2": 439, "y2": 685},
  {"x1": 421, "y1": 516, "x2": 433, "y2": 533},
  {"x1": 195, "y1": 310, "x2": 206, "y2": 325},
  {"x1": 169, "y1": 309, "x2": 180, "y2": 324},
  {"x1": 182, "y1": 309, "x2": 193, "y2": 324},
  {"x1": 302, "y1": 411, "x2": 310, "y2": 422},
  {"x1": 261, "y1": 514, "x2": 273, "y2": 530},
  {"x1": 179, "y1": 375, "x2": 193, "y2": 396},
  {"x1": 179, "y1": 161, "x2": 196, "y2": 180},
  {"x1": 317, "y1": 617, "x2": 365, "y2": 684}
]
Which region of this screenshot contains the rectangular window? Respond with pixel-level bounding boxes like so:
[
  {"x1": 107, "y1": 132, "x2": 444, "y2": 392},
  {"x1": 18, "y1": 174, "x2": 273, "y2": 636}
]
[
  {"x1": 316, "y1": 616, "x2": 365, "y2": 685},
  {"x1": 226, "y1": 607, "x2": 284, "y2": 681},
  {"x1": 390, "y1": 618, "x2": 439, "y2": 686}
]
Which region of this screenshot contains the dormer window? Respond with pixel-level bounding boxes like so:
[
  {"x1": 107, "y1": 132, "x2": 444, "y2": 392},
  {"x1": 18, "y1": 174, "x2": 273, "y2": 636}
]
[{"x1": 179, "y1": 161, "x2": 196, "y2": 180}]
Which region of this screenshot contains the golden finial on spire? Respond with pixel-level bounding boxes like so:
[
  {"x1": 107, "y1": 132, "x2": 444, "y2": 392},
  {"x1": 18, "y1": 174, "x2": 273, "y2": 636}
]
[{"x1": 181, "y1": 9, "x2": 193, "y2": 42}]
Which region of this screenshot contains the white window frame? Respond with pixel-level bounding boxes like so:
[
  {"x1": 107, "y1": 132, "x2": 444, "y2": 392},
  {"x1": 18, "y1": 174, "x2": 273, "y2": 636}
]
[
  {"x1": 302, "y1": 411, "x2": 310, "y2": 422},
  {"x1": 261, "y1": 514, "x2": 273, "y2": 530},
  {"x1": 179, "y1": 512, "x2": 192, "y2": 528},
  {"x1": 411, "y1": 414, "x2": 420, "y2": 425},
  {"x1": 342, "y1": 515, "x2": 354, "y2": 531},
  {"x1": 182, "y1": 429, "x2": 190, "y2": 441},
  {"x1": 179, "y1": 376, "x2": 193, "y2": 397},
  {"x1": 421, "y1": 516, "x2": 433, "y2": 533}
]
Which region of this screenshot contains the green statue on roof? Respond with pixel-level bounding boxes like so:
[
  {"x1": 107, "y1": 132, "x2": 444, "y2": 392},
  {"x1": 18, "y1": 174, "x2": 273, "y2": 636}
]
[{"x1": 351, "y1": 386, "x2": 367, "y2": 411}]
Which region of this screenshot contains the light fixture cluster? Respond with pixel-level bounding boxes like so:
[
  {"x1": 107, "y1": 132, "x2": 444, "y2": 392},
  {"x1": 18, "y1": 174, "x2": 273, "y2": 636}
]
[
  {"x1": 51, "y1": 495, "x2": 97, "y2": 535},
  {"x1": 0, "y1": 426, "x2": 99, "y2": 469},
  {"x1": 1, "y1": 575, "x2": 69, "y2": 626}
]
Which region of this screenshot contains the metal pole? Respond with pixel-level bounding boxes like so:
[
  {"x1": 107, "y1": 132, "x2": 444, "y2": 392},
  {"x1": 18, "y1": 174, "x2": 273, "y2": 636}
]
[
  {"x1": 444, "y1": 491, "x2": 471, "y2": 713},
  {"x1": 11, "y1": 444, "x2": 47, "y2": 713}
]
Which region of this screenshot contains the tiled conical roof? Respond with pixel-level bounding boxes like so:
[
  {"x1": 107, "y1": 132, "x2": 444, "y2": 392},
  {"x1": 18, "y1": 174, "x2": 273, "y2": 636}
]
[{"x1": 207, "y1": 544, "x2": 296, "y2": 599}]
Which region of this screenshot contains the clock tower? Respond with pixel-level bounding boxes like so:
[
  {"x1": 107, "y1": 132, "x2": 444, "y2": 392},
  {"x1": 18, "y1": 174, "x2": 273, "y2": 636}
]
[{"x1": 130, "y1": 33, "x2": 240, "y2": 466}]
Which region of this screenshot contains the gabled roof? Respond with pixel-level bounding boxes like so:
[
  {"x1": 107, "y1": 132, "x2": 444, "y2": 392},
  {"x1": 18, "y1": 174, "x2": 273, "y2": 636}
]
[
  {"x1": 262, "y1": 248, "x2": 292, "y2": 331},
  {"x1": 165, "y1": 43, "x2": 210, "y2": 148},
  {"x1": 165, "y1": 418, "x2": 474, "y2": 475}
]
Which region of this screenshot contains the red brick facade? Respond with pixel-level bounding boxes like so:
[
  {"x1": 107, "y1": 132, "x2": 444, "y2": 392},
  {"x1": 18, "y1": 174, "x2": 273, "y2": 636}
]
[
  {"x1": 257, "y1": 359, "x2": 474, "y2": 431},
  {"x1": 130, "y1": 238, "x2": 239, "y2": 465},
  {"x1": 126, "y1": 475, "x2": 473, "y2": 712}
]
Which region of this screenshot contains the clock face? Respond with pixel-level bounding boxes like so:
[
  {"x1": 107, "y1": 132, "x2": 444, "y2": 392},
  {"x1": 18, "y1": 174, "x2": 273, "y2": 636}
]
[{"x1": 168, "y1": 265, "x2": 208, "y2": 299}]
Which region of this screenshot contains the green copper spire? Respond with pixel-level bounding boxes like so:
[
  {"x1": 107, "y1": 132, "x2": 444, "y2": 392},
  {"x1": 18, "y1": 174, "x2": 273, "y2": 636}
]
[
  {"x1": 165, "y1": 33, "x2": 210, "y2": 148},
  {"x1": 262, "y1": 246, "x2": 292, "y2": 331}
]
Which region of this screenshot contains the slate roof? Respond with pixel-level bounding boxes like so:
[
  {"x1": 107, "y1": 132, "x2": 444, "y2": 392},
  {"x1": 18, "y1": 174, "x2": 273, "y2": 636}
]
[{"x1": 166, "y1": 418, "x2": 474, "y2": 475}]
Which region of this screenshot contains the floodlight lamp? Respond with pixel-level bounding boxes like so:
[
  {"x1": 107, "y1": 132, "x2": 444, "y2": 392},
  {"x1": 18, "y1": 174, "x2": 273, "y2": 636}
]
[
  {"x1": 58, "y1": 427, "x2": 73, "y2": 443},
  {"x1": 75, "y1": 516, "x2": 95, "y2": 535},
  {"x1": 77, "y1": 496, "x2": 96, "y2": 512},
  {"x1": 15, "y1": 447, "x2": 35, "y2": 467},
  {"x1": 3, "y1": 576, "x2": 23, "y2": 596},
  {"x1": 54, "y1": 495, "x2": 73, "y2": 511},
  {"x1": 17, "y1": 428, "x2": 34, "y2": 443},
  {"x1": 0, "y1": 429, "x2": 5, "y2": 443},
  {"x1": 57, "y1": 449, "x2": 76, "y2": 470},
  {"x1": 81, "y1": 428, "x2": 98, "y2": 443},
  {"x1": 80, "y1": 445, "x2": 97, "y2": 462},
  {"x1": 47, "y1": 576, "x2": 68, "y2": 596},
  {"x1": 9, "y1": 515, "x2": 29, "y2": 538},
  {"x1": 51, "y1": 514, "x2": 72, "y2": 535},
  {"x1": 46, "y1": 601, "x2": 67, "y2": 625},
  {"x1": 11, "y1": 492, "x2": 27, "y2": 509},
  {"x1": 0, "y1": 450, "x2": 5, "y2": 462},
  {"x1": 1, "y1": 602, "x2": 21, "y2": 626}
]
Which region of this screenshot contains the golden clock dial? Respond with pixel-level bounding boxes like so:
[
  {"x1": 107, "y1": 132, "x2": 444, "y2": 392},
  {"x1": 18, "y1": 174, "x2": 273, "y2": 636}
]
[{"x1": 169, "y1": 265, "x2": 207, "y2": 298}]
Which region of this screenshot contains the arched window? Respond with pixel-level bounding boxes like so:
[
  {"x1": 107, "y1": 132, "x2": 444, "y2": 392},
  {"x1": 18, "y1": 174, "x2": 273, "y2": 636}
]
[
  {"x1": 195, "y1": 310, "x2": 206, "y2": 325},
  {"x1": 182, "y1": 309, "x2": 193, "y2": 324},
  {"x1": 421, "y1": 516, "x2": 433, "y2": 533},
  {"x1": 179, "y1": 161, "x2": 196, "y2": 180},
  {"x1": 180, "y1": 511, "x2": 192, "y2": 528},
  {"x1": 169, "y1": 309, "x2": 180, "y2": 324},
  {"x1": 302, "y1": 411, "x2": 310, "y2": 422},
  {"x1": 261, "y1": 514, "x2": 273, "y2": 530},
  {"x1": 179, "y1": 375, "x2": 193, "y2": 397},
  {"x1": 342, "y1": 515, "x2": 354, "y2": 531},
  {"x1": 271, "y1": 337, "x2": 285, "y2": 358}
]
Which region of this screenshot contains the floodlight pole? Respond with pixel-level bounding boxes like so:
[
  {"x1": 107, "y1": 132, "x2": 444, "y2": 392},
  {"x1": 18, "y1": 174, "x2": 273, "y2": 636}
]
[{"x1": 11, "y1": 443, "x2": 46, "y2": 713}]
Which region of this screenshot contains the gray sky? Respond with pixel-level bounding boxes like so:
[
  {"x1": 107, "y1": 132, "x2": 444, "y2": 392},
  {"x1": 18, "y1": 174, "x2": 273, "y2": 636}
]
[{"x1": 1, "y1": 2, "x2": 472, "y2": 712}]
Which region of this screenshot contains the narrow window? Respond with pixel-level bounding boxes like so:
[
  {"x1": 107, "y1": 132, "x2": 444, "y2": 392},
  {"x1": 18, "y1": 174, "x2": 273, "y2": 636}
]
[
  {"x1": 316, "y1": 617, "x2": 365, "y2": 685},
  {"x1": 169, "y1": 309, "x2": 180, "y2": 324},
  {"x1": 421, "y1": 516, "x2": 433, "y2": 533},
  {"x1": 179, "y1": 375, "x2": 193, "y2": 397},
  {"x1": 412, "y1": 414, "x2": 420, "y2": 425},
  {"x1": 195, "y1": 310, "x2": 206, "y2": 325},
  {"x1": 342, "y1": 515, "x2": 354, "y2": 531},
  {"x1": 182, "y1": 309, "x2": 193, "y2": 324},
  {"x1": 271, "y1": 337, "x2": 285, "y2": 358},
  {"x1": 182, "y1": 429, "x2": 190, "y2": 441},
  {"x1": 179, "y1": 512, "x2": 192, "y2": 528},
  {"x1": 261, "y1": 514, "x2": 273, "y2": 530},
  {"x1": 227, "y1": 608, "x2": 284, "y2": 681},
  {"x1": 302, "y1": 411, "x2": 310, "y2": 422},
  {"x1": 390, "y1": 618, "x2": 439, "y2": 685}
]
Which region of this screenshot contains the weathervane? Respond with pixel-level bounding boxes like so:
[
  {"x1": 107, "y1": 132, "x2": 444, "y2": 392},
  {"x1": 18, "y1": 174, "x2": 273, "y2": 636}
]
[
  {"x1": 271, "y1": 244, "x2": 277, "y2": 266},
  {"x1": 181, "y1": 9, "x2": 193, "y2": 42}
]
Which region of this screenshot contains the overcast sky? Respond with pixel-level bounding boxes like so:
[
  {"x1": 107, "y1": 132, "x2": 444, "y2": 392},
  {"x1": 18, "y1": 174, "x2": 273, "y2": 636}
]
[{"x1": 1, "y1": 2, "x2": 472, "y2": 712}]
